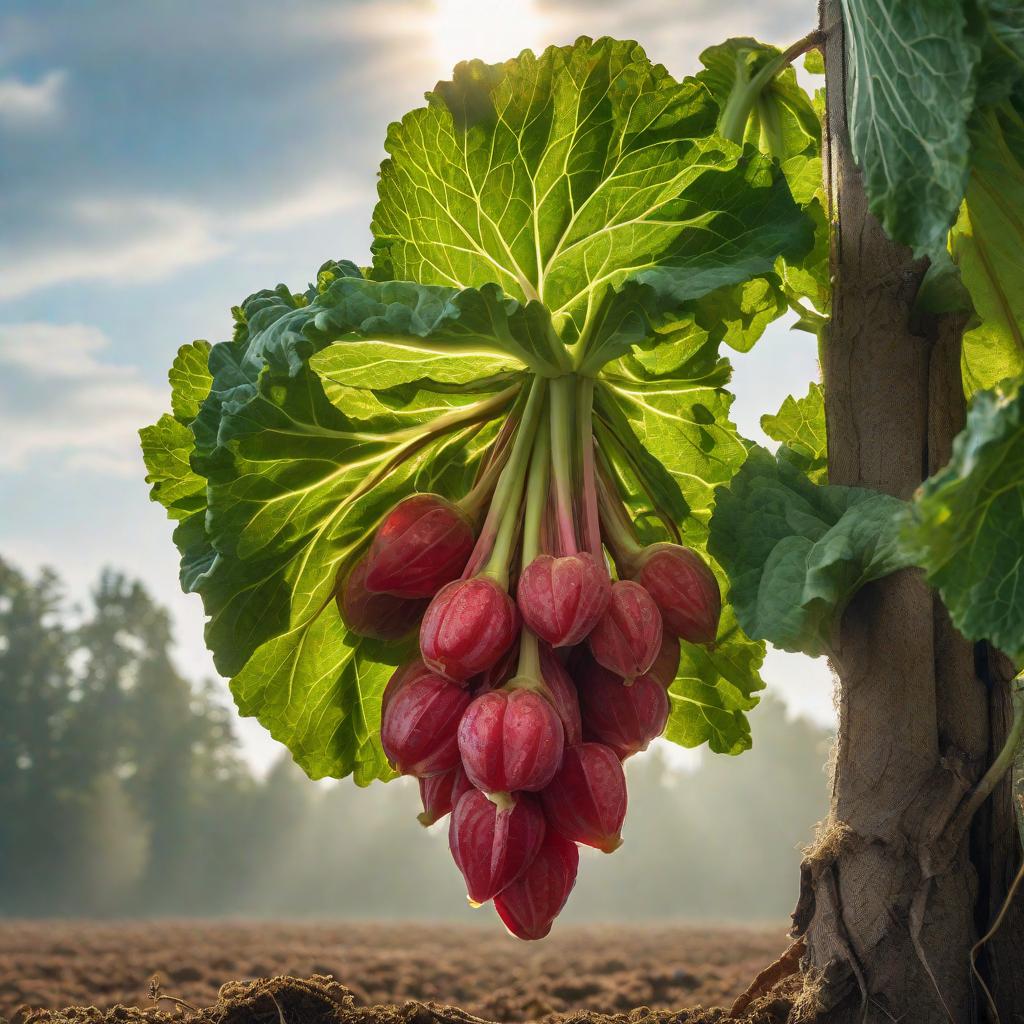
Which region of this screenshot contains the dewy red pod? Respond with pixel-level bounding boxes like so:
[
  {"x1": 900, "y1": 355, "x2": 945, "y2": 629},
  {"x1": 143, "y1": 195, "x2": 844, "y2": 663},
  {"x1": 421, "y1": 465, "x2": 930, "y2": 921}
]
[
  {"x1": 417, "y1": 765, "x2": 472, "y2": 827},
  {"x1": 420, "y1": 576, "x2": 520, "y2": 682},
  {"x1": 539, "y1": 646, "x2": 583, "y2": 746},
  {"x1": 381, "y1": 658, "x2": 434, "y2": 719},
  {"x1": 336, "y1": 558, "x2": 428, "y2": 641},
  {"x1": 542, "y1": 742, "x2": 627, "y2": 852},
  {"x1": 516, "y1": 551, "x2": 611, "y2": 647},
  {"x1": 380, "y1": 670, "x2": 471, "y2": 777},
  {"x1": 458, "y1": 687, "x2": 564, "y2": 795},
  {"x1": 494, "y1": 830, "x2": 579, "y2": 940},
  {"x1": 577, "y1": 660, "x2": 670, "y2": 760},
  {"x1": 449, "y1": 789, "x2": 545, "y2": 905},
  {"x1": 633, "y1": 543, "x2": 721, "y2": 646},
  {"x1": 587, "y1": 580, "x2": 663, "y2": 681},
  {"x1": 364, "y1": 494, "x2": 476, "y2": 599}
]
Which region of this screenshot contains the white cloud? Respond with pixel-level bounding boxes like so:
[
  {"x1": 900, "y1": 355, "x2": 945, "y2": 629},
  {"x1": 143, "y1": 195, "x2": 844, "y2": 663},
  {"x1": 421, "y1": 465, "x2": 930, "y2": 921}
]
[
  {"x1": 0, "y1": 322, "x2": 166, "y2": 475},
  {"x1": 0, "y1": 199, "x2": 225, "y2": 301},
  {"x1": 0, "y1": 68, "x2": 66, "y2": 123},
  {"x1": 233, "y1": 180, "x2": 367, "y2": 233},
  {"x1": 0, "y1": 179, "x2": 367, "y2": 303}
]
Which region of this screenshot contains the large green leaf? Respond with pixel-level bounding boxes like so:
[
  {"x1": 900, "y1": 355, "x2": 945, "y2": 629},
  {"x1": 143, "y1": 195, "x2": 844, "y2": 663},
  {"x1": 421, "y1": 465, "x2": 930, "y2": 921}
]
[
  {"x1": 956, "y1": 103, "x2": 1024, "y2": 393},
  {"x1": 842, "y1": 0, "x2": 978, "y2": 253},
  {"x1": 904, "y1": 379, "x2": 1024, "y2": 665},
  {"x1": 708, "y1": 447, "x2": 913, "y2": 657},
  {"x1": 372, "y1": 36, "x2": 812, "y2": 364},
  {"x1": 760, "y1": 382, "x2": 827, "y2": 483}
]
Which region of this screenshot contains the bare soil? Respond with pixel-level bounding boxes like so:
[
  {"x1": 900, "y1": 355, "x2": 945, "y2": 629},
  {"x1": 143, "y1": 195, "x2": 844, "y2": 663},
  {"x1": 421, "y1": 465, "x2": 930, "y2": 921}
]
[{"x1": 0, "y1": 921, "x2": 793, "y2": 1024}]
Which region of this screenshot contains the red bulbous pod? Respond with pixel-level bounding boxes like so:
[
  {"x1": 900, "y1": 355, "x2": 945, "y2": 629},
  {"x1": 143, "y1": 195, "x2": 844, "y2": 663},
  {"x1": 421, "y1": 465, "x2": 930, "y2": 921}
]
[
  {"x1": 494, "y1": 830, "x2": 579, "y2": 940},
  {"x1": 381, "y1": 658, "x2": 435, "y2": 719},
  {"x1": 336, "y1": 558, "x2": 428, "y2": 641},
  {"x1": 420, "y1": 577, "x2": 520, "y2": 682},
  {"x1": 417, "y1": 764, "x2": 473, "y2": 827},
  {"x1": 516, "y1": 552, "x2": 611, "y2": 647},
  {"x1": 364, "y1": 493, "x2": 476, "y2": 598},
  {"x1": 542, "y1": 742, "x2": 627, "y2": 853},
  {"x1": 587, "y1": 580, "x2": 663, "y2": 681},
  {"x1": 538, "y1": 646, "x2": 583, "y2": 746},
  {"x1": 638, "y1": 633, "x2": 681, "y2": 690},
  {"x1": 577, "y1": 661, "x2": 670, "y2": 760},
  {"x1": 380, "y1": 670, "x2": 471, "y2": 778},
  {"x1": 458, "y1": 687, "x2": 564, "y2": 794},
  {"x1": 449, "y1": 789, "x2": 546, "y2": 905},
  {"x1": 633, "y1": 543, "x2": 721, "y2": 646}
]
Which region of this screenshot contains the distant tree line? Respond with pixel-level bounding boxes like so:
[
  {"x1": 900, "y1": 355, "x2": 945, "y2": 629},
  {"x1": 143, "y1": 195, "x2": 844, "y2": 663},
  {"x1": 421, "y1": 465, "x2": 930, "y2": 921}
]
[{"x1": 0, "y1": 556, "x2": 831, "y2": 921}]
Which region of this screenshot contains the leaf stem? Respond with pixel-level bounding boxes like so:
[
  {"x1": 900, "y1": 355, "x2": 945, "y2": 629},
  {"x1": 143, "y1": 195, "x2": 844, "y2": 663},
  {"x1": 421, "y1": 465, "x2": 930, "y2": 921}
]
[
  {"x1": 592, "y1": 414, "x2": 683, "y2": 544},
  {"x1": 331, "y1": 385, "x2": 521, "y2": 531},
  {"x1": 387, "y1": 383, "x2": 521, "y2": 446},
  {"x1": 549, "y1": 375, "x2": 578, "y2": 555},
  {"x1": 511, "y1": 627, "x2": 544, "y2": 691},
  {"x1": 719, "y1": 31, "x2": 824, "y2": 146},
  {"x1": 577, "y1": 377, "x2": 603, "y2": 560},
  {"x1": 459, "y1": 415, "x2": 518, "y2": 519},
  {"x1": 472, "y1": 378, "x2": 547, "y2": 588}
]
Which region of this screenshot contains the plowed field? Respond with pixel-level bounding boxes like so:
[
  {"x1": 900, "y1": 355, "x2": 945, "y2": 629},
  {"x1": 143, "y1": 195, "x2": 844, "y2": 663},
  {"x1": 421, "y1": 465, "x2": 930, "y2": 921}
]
[{"x1": 0, "y1": 921, "x2": 790, "y2": 1022}]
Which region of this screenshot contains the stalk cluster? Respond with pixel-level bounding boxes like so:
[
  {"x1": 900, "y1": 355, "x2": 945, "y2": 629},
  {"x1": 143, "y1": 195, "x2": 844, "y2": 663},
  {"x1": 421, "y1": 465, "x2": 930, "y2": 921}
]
[{"x1": 336, "y1": 374, "x2": 721, "y2": 938}]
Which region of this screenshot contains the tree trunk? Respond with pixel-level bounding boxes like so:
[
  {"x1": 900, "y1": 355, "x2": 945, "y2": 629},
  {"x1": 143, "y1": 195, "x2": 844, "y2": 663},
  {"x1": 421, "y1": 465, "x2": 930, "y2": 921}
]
[{"x1": 791, "y1": 4, "x2": 1024, "y2": 1022}]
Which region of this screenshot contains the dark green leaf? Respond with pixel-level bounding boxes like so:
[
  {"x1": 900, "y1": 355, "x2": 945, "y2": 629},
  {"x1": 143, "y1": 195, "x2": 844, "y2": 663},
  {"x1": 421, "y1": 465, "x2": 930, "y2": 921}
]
[
  {"x1": 842, "y1": 0, "x2": 978, "y2": 252},
  {"x1": 709, "y1": 447, "x2": 914, "y2": 656},
  {"x1": 904, "y1": 378, "x2": 1024, "y2": 665}
]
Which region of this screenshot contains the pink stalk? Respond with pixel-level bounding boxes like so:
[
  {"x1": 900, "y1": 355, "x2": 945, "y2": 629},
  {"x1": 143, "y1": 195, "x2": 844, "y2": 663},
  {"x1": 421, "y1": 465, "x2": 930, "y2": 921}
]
[{"x1": 593, "y1": 451, "x2": 643, "y2": 575}]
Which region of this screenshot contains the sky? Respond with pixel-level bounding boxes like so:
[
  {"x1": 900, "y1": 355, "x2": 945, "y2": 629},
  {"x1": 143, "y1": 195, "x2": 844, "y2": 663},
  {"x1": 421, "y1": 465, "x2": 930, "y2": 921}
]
[{"x1": 0, "y1": 0, "x2": 833, "y2": 772}]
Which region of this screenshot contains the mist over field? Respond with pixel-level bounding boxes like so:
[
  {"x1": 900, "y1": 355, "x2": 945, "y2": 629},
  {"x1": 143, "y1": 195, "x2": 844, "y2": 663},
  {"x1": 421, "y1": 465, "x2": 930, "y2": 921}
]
[{"x1": 0, "y1": 558, "x2": 829, "y2": 924}]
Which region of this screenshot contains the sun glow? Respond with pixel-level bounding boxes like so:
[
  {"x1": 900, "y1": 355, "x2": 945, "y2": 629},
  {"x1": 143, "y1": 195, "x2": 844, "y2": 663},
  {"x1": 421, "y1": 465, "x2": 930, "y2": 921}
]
[{"x1": 431, "y1": 0, "x2": 549, "y2": 76}]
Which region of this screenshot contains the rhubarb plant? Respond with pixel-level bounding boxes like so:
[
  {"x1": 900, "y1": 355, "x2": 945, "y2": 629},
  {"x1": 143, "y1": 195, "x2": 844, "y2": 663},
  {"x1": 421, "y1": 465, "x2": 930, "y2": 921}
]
[
  {"x1": 140, "y1": 21, "x2": 1024, "y2": 942},
  {"x1": 142, "y1": 34, "x2": 819, "y2": 939}
]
